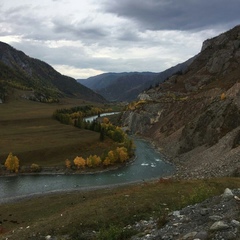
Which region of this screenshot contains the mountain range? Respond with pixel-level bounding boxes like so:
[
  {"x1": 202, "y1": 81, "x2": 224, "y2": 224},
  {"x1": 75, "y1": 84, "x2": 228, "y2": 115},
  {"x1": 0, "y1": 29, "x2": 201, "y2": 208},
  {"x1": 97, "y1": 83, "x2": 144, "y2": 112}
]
[
  {"x1": 0, "y1": 41, "x2": 194, "y2": 104},
  {"x1": 0, "y1": 41, "x2": 106, "y2": 103},
  {"x1": 78, "y1": 57, "x2": 194, "y2": 102}
]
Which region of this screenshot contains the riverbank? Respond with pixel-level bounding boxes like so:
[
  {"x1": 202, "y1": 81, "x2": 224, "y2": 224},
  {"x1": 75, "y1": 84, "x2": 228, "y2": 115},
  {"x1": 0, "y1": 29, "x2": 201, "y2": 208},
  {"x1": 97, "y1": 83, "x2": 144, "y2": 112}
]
[
  {"x1": 1, "y1": 177, "x2": 239, "y2": 240},
  {"x1": 139, "y1": 130, "x2": 240, "y2": 180},
  {"x1": 0, "y1": 156, "x2": 137, "y2": 177},
  {"x1": 0, "y1": 158, "x2": 135, "y2": 177}
]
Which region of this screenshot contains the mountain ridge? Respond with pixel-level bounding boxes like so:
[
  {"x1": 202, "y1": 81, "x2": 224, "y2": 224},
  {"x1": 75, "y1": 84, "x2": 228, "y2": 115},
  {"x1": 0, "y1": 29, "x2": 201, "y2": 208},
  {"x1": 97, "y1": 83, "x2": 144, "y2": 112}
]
[
  {"x1": 0, "y1": 41, "x2": 106, "y2": 103},
  {"x1": 78, "y1": 58, "x2": 194, "y2": 102}
]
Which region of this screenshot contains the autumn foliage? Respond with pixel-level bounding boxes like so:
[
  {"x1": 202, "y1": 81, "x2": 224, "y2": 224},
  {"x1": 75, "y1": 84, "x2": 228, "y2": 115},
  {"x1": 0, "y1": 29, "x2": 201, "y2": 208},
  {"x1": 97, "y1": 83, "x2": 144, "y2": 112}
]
[
  {"x1": 55, "y1": 105, "x2": 135, "y2": 171},
  {"x1": 4, "y1": 152, "x2": 20, "y2": 173},
  {"x1": 73, "y1": 156, "x2": 86, "y2": 169},
  {"x1": 69, "y1": 146, "x2": 130, "y2": 170},
  {"x1": 86, "y1": 155, "x2": 101, "y2": 167},
  {"x1": 220, "y1": 92, "x2": 226, "y2": 100},
  {"x1": 65, "y1": 159, "x2": 72, "y2": 169}
]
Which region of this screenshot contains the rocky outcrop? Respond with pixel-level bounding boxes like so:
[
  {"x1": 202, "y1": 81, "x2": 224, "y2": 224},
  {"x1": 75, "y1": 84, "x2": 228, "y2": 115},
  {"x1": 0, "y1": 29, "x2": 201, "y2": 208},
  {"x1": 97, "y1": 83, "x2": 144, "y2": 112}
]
[{"x1": 130, "y1": 188, "x2": 240, "y2": 240}]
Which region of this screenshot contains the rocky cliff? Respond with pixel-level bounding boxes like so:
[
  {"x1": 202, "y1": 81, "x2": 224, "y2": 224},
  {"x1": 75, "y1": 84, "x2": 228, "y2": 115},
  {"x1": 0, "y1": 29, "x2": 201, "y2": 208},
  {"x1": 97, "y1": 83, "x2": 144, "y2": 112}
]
[{"x1": 122, "y1": 25, "x2": 240, "y2": 178}]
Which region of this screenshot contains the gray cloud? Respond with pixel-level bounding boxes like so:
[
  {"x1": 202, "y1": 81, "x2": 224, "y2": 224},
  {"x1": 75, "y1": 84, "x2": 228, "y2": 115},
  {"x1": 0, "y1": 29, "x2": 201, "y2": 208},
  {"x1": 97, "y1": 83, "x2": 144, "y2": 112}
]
[
  {"x1": 52, "y1": 19, "x2": 108, "y2": 41},
  {"x1": 116, "y1": 28, "x2": 141, "y2": 42},
  {"x1": 1, "y1": 1, "x2": 239, "y2": 79},
  {"x1": 103, "y1": 0, "x2": 240, "y2": 31}
]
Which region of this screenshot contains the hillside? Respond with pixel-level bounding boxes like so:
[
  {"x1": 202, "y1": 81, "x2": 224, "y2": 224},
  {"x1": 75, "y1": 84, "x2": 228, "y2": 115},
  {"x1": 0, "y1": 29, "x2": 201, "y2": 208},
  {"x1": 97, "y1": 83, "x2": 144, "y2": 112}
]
[
  {"x1": 78, "y1": 58, "x2": 193, "y2": 102},
  {"x1": 122, "y1": 25, "x2": 240, "y2": 178},
  {"x1": 0, "y1": 41, "x2": 106, "y2": 103}
]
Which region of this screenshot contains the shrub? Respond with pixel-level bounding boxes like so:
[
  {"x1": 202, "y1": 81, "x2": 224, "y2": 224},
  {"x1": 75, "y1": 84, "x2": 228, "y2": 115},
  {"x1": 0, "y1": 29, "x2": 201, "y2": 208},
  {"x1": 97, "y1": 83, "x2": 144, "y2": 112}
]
[{"x1": 30, "y1": 163, "x2": 41, "y2": 172}]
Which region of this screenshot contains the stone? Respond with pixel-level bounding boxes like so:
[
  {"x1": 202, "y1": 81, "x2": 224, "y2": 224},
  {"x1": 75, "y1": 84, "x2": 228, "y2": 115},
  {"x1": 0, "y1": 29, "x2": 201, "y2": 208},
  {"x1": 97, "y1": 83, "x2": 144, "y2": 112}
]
[
  {"x1": 210, "y1": 221, "x2": 230, "y2": 231},
  {"x1": 223, "y1": 188, "x2": 234, "y2": 198},
  {"x1": 209, "y1": 215, "x2": 223, "y2": 221},
  {"x1": 200, "y1": 208, "x2": 209, "y2": 216},
  {"x1": 195, "y1": 231, "x2": 208, "y2": 240},
  {"x1": 182, "y1": 231, "x2": 197, "y2": 239},
  {"x1": 231, "y1": 219, "x2": 240, "y2": 227},
  {"x1": 172, "y1": 211, "x2": 180, "y2": 217}
]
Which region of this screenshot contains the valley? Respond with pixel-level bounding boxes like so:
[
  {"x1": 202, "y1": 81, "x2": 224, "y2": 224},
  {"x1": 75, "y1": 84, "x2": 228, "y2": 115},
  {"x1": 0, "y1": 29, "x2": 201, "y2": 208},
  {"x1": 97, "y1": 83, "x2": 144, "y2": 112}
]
[{"x1": 0, "y1": 25, "x2": 240, "y2": 239}]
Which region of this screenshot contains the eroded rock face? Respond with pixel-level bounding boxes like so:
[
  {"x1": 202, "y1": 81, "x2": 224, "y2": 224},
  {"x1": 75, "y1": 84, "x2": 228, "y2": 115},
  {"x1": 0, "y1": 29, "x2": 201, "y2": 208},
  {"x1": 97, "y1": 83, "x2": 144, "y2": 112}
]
[
  {"x1": 202, "y1": 26, "x2": 240, "y2": 74},
  {"x1": 179, "y1": 99, "x2": 240, "y2": 154},
  {"x1": 122, "y1": 103, "x2": 163, "y2": 134}
]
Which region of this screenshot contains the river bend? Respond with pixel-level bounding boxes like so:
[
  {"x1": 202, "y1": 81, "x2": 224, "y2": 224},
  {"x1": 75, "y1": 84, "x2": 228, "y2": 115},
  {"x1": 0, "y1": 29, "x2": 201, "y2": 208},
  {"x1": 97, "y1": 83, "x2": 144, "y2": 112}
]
[{"x1": 0, "y1": 137, "x2": 174, "y2": 203}]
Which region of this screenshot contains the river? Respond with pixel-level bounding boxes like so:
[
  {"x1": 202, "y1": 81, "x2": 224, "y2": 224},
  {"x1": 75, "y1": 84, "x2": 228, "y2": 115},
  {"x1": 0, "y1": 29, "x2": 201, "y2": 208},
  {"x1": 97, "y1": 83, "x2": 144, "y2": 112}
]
[
  {"x1": 84, "y1": 112, "x2": 120, "y2": 122},
  {"x1": 0, "y1": 114, "x2": 175, "y2": 203},
  {"x1": 0, "y1": 138, "x2": 174, "y2": 203}
]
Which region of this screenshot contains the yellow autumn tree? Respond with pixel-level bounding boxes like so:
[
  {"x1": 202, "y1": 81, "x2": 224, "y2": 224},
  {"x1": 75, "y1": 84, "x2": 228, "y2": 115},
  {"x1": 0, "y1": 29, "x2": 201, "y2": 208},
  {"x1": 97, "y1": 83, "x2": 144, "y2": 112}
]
[
  {"x1": 116, "y1": 147, "x2": 129, "y2": 162},
  {"x1": 92, "y1": 155, "x2": 101, "y2": 167},
  {"x1": 102, "y1": 117, "x2": 110, "y2": 124},
  {"x1": 5, "y1": 152, "x2": 20, "y2": 173},
  {"x1": 73, "y1": 156, "x2": 86, "y2": 169},
  {"x1": 86, "y1": 155, "x2": 101, "y2": 168},
  {"x1": 65, "y1": 159, "x2": 72, "y2": 169},
  {"x1": 103, "y1": 157, "x2": 111, "y2": 166},
  {"x1": 107, "y1": 150, "x2": 117, "y2": 164}
]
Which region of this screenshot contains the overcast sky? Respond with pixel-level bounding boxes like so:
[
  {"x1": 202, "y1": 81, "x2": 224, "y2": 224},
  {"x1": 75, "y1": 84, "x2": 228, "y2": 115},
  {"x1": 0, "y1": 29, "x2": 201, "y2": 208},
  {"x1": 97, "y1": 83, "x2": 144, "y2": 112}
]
[{"x1": 0, "y1": 0, "x2": 239, "y2": 79}]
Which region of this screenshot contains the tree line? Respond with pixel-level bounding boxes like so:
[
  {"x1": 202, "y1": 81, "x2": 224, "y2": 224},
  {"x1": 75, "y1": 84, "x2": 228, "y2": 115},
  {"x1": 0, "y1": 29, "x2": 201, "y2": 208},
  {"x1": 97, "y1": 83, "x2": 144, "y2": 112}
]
[
  {"x1": 53, "y1": 105, "x2": 135, "y2": 170},
  {"x1": 3, "y1": 106, "x2": 134, "y2": 173},
  {"x1": 65, "y1": 146, "x2": 130, "y2": 170}
]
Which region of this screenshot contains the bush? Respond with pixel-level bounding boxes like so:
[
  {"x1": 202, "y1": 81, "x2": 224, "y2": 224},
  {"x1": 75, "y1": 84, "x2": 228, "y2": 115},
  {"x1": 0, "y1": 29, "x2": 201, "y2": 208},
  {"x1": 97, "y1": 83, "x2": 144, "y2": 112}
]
[{"x1": 30, "y1": 163, "x2": 42, "y2": 172}]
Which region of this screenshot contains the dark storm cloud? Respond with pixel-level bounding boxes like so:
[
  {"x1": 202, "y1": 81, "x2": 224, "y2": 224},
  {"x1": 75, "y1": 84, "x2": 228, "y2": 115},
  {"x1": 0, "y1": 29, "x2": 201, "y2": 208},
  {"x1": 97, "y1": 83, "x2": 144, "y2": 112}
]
[
  {"x1": 103, "y1": 0, "x2": 240, "y2": 31},
  {"x1": 53, "y1": 19, "x2": 108, "y2": 40}
]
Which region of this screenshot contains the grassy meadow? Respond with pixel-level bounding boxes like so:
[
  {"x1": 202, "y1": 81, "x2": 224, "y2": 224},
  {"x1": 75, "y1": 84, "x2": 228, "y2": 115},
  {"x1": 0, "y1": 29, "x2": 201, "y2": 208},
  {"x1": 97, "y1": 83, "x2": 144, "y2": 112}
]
[{"x1": 0, "y1": 97, "x2": 115, "y2": 167}]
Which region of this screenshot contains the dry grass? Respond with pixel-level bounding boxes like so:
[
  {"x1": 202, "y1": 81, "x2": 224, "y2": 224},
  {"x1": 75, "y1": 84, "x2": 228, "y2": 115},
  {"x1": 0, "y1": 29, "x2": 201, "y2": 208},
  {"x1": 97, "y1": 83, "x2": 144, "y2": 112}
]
[
  {"x1": 0, "y1": 177, "x2": 239, "y2": 239},
  {"x1": 0, "y1": 97, "x2": 114, "y2": 167}
]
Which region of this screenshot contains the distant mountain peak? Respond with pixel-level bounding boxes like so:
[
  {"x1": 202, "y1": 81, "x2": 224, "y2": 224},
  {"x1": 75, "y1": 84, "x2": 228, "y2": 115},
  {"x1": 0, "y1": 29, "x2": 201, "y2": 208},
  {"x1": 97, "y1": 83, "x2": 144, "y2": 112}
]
[{"x1": 78, "y1": 59, "x2": 193, "y2": 102}]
